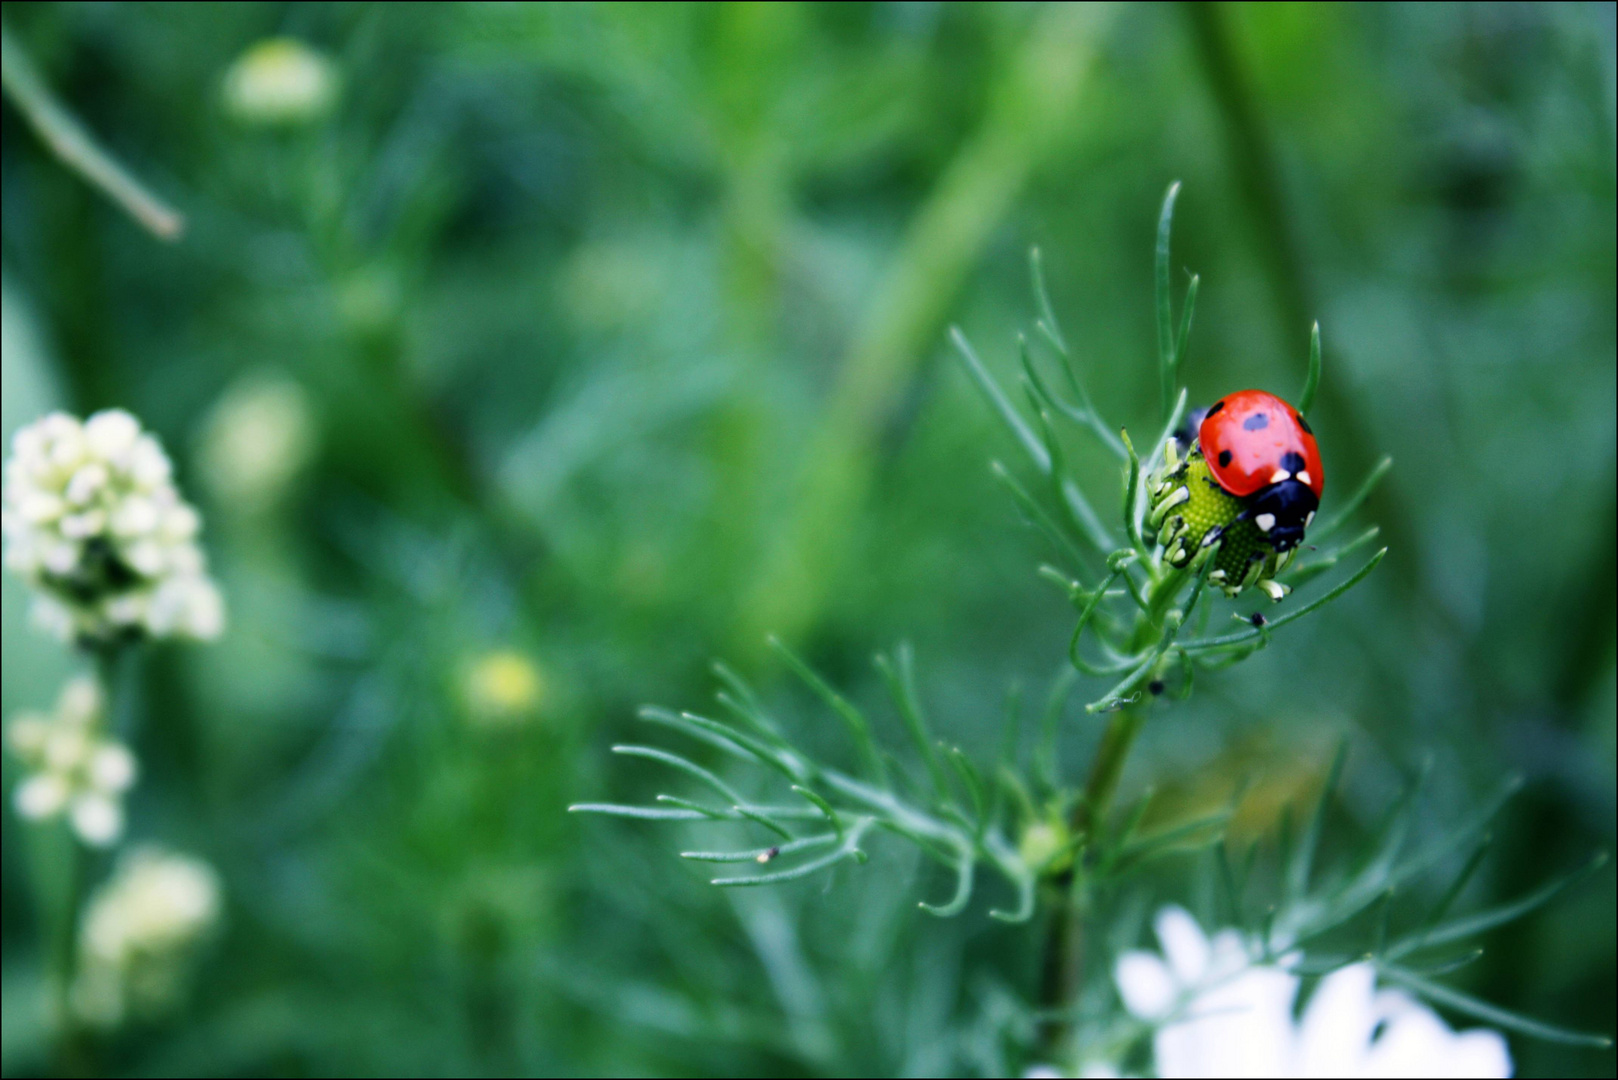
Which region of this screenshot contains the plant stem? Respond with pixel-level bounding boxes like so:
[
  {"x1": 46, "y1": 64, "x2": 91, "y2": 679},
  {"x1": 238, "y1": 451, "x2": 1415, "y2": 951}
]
[
  {"x1": 1039, "y1": 567, "x2": 1183, "y2": 1056},
  {"x1": 49, "y1": 835, "x2": 86, "y2": 1075},
  {"x1": 1040, "y1": 700, "x2": 1152, "y2": 1057},
  {"x1": 47, "y1": 647, "x2": 122, "y2": 1073},
  {"x1": 0, "y1": 23, "x2": 185, "y2": 240}
]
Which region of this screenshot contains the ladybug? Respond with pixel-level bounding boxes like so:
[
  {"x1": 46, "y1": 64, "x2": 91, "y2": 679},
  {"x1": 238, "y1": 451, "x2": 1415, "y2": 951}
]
[
  {"x1": 1197, "y1": 389, "x2": 1324, "y2": 554},
  {"x1": 1149, "y1": 389, "x2": 1324, "y2": 599}
]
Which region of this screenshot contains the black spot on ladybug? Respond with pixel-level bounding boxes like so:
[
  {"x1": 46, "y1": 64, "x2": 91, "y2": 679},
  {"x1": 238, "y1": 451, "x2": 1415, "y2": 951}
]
[
  {"x1": 1242, "y1": 412, "x2": 1269, "y2": 431},
  {"x1": 1295, "y1": 412, "x2": 1313, "y2": 435},
  {"x1": 1250, "y1": 613, "x2": 1267, "y2": 628},
  {"x1": 1218, "y1": 449, "x2": 1232, "y2": 468},
  {"x1": 1280, "y1": 451, "x2": 1306, "y2": 474},
  {"x1": 1148, "y1": 679, "x2": 1165, "y2": 696},
  {"x1": 1205, "y1": 399, "x2": 1225, "y2": 417}
]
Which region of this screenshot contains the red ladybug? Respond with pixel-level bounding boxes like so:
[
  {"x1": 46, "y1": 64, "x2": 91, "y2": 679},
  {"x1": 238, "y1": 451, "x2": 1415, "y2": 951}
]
[{"x1": 1198, "y1": 389, "x2": 1324, "y2": 553}]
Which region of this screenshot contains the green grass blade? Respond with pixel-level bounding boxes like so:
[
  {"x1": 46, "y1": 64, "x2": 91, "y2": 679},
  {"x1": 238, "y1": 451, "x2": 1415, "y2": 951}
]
[
  {"x1": 1171, "y1": 273, "x2": 1200, "y2": 389},
  {"x1": 992, "y1": 461, "x2": 1093, "y2": 567},
  {"x1": 1156, "y1": 180, "x2": 1182, "y2": 420},
  {"x1": 876, "y1": 644, "x2": 949, "y2": 801},
  {"x1": 1393, "y1": 852, "x2": 1610, "y2": 958},
  {"x1": 1312, "y1": 456, "x2": 1392, "y2": 542},
  {"x1": 918, "y1": 844, "x2": 976, "y2": 917},
  {"x1": 1030, "y1": 246, "x2": 1068, "y2": 354},
  {"x1": 568, "y1": 803, "x2": 708, "y2": 821},
  {"x1": 769, "y1": 636, "x2": 886, "y2": 783},
  {"x1": 1378, "y1": 965, "x2": 1614, "y2": 1048},
  {"x1": 1181, "y1": 548, "x2": 1387, "y2": 652},
  {"x1": 1299, "y1": 321, "x2": 1321, "y2": 415},
  {"x1": 681, "y1": 834, "x2": 838, "y2": 862},
  {"x1": 1289, "y1": 741, "x2": 1347, "y2": 900},
  {"x1": 1, "y1": 27, "x2": 185, "y2": 240},
  {"x1": 942, "y1": 744, "x2": 987, "y2": 825},
  {"x1": 612, "y1": 745, "x2": 743, "y2": 805},
  {"x1": 952, "y1": 326, "x2": 1050, "y2": 472},
  {"x1": 1121, "y1": 428, "x2": 1146, "y2": 554}
]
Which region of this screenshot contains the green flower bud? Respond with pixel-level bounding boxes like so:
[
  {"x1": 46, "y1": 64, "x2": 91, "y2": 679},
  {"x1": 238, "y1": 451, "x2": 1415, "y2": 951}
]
[{"x1": 1147, "y1": 440, "x2": 1294, "y2": 600}]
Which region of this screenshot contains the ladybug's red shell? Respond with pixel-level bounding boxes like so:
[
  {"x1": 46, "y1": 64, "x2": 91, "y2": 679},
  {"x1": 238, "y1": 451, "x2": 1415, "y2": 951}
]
[{"x1": 1198, "y1": 389, "x2": 1324, "y2": 500}]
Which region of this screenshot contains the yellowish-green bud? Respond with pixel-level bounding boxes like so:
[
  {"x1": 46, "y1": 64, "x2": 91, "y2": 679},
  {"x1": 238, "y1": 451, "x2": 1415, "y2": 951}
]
[
  {"x1": 1019, "y1": 817, "x2": 1072, "y2": 876},
  {"x1": 222, "y1": 38, "x2": 338, "y2": 126},
  {"x1": 464, "y1": 650, "x2": 545, "y2": 727}
]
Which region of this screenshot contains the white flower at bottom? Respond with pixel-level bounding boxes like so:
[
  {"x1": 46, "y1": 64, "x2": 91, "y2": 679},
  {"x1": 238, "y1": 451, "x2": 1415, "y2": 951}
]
[
  {"x1": 73, "y1": 847, "x2": 221, "y2": 1028},
  {"x1": 1115, "y1": 906, "x2": 1511, "y2": 1078}
]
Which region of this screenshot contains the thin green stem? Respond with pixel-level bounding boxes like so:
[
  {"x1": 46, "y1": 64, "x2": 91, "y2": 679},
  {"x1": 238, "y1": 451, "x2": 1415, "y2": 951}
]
[
  {"x1": 1040, "y1": 563, "x2": 1186, "y2": 1055},
  {"x1": 1, "y1": 24, "x2": 185, "y2": 240}
]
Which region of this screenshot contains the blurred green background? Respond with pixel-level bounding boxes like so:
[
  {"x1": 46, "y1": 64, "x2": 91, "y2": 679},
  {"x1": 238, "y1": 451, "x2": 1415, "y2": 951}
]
[{"x1": 2, "y1": 2, "x2": 1613, "y2": 1076}]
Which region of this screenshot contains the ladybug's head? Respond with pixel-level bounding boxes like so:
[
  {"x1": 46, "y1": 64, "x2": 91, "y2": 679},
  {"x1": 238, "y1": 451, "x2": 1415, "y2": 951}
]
[
  {"x1": 1246, "y1": 478, "x2": 1319, "y2": 553},
  {"x1": 1173, "y1": 405, "x2": 1210, "y2": 452}
]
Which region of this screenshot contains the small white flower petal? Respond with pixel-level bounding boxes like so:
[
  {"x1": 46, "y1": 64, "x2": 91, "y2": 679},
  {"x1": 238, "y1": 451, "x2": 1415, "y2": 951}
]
[
  {"x1": 103, "y1": 592, "x2": 149, "y2": 626},
  {"x1": 1293, "y1": 962, "x2": 1378, "y2": 1076},
  {"x1": 48, "y1": 427, "x2": 88, "y2": 470},
  {"x1": 29, "y1": 595, "x2": 79, "y2": 641},
  {"x1": 57, "y1": 674, "x2": 105, "y2": 725},
  {"x1": 11, "y1": 423, "x2": 45, "y2": 460},
  {"x1": 160, "y1": 503, "x2": 200, "y2": 541},
  {"x1": 90, "y1": 743, "x2": 138, "y2": 793},
  {"x1": 83, "y1": 410, "x2": 141, "y2": 461},
  {"x1": 1206, "y1": 929, "x2": 1253, "y2": 982},
  {"x1": 1116, "y1": 951, "x2": 1177, "y2": 1021},
  {"x1": 126, "y1": 436, "x2": 173, "y2": 489},
  {"x1": 111, "y1": 496, "x2": 160, "y2": 538},
  {"x1": 70, "y1": 793, "x2": 124, "y2": 847},
  {"x1": 41, "y1": 539, "x2": 82, "y2": 575},
  {"x1": 123, "y1": 540, "x2": 166, "y2": 576},
  {"x1": 16, "y1": 773, "x2": 71, "y2": 819},
  {"x1": 1158, "y1": 964, "x2": 1296, "y2": 1079},
  {"x1": 182, "y1": 579, "x2": 226, "y2": 640},
  {"x1": 1155, "y1": 905, "x2": 1212, "y2": 985},
  {"x1": 18, "y1": 490, "x2": 65, "y2": 523},
  {"x1": 166, "y1": 542, "x2": 204, "y2": 576},
  {"x1": 6, "y1": 714, "x2": 52, "y2": 756},
  {"x1": 1442, "y1": 1031, "x2": 1513, "y2": 1079},
  {"x1": 64, "y1": 463, "x2": 110, "y2": 505},
  {"x1": 58, "y1": 510, "x2": 107, "y2": 539}
]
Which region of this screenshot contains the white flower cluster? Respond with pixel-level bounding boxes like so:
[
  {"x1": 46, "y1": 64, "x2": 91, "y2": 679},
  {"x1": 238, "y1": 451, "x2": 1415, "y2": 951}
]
[
  {"x1": 1112, "y1": 906, "x2": 1511, "y2": 1078},
  {"x1": 5, "y1": 675, "x2": 136, "y2": 847},
  {"x1": 71, "y1": 847, "x2": 222, "y2": 1028},
  {"x1": 2, "y1": 410, "x2": 224, "y2": 644}
]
